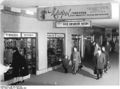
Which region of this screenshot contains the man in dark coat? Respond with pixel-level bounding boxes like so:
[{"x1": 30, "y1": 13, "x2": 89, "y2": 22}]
[
  {"x1": 61, "y1": 55, "x2": 70, "y2": 73},
  {"x1": 95, "y1": 48, "x2": 106, "y2": 79}
]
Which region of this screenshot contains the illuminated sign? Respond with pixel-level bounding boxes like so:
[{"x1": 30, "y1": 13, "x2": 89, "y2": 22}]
[
  {"x1": 22, "y1": 33, "x2": 36, "y2": 37},
  {"x1": 56, "y1": 20, "x2": 91, "y2": 27},
  {"x1": 4, "y1": 33, "x2": 21, "y2": 38},
  {"x1": 37, "y1": 3, "x2": 111, "y2": 20},
  {"x1": 56, "y1": 34, "x2": 64, "y2": 37},
  {"x1": 47, "y1": 33, "x2": 64, "y2": 38}
]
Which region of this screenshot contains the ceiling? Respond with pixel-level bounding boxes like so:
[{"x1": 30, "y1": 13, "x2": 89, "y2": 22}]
[{"x1": 0, "y1": 0, "x2": 119, "y2": 29}]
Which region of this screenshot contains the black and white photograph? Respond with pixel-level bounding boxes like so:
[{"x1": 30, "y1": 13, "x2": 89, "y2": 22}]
[{"x1": 0, "y1": 0, "x2": 119, "y2": 87}]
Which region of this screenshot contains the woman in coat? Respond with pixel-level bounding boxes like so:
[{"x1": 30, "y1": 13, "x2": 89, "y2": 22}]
[
  {"x1": 72, "y1": 47, "x2": 81, "y2": 74},
  {"x1": 11, "y1": 47, "x2": 29, "y2": 83}
]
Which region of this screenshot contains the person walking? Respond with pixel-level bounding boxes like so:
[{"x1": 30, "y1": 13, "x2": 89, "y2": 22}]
[
  {"x1": 72, "y1": 47, "x2": 81, "y2": 74},
  {"x1": 105, "y1": 41, "x2": 111, "y2": 55},
  {"x1": 61, "y1": 55, "x2": 70, "y2": 73},
  {"x1": 95, "y1": 48, "x2": 106, "y2": 79},
  {"x1": 102, "y1": 46, "x2": 110, "y2": 73}
]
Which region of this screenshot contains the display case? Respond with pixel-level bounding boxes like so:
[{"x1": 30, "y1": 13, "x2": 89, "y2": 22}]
[{"x1": 47, "y1": 33, "x2": 65, "y2": 67}]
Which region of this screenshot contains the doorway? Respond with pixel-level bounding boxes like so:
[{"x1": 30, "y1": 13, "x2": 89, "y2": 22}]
[
  {"x1": 72, "y1": 34, "x2": 82, "y2": 57},
  {"x1": 83, "y1": 36, "x2": 94, "y2": 61}
]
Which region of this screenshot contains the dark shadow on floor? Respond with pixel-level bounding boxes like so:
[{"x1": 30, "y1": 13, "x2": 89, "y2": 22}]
[
  {"x1": 54, "y1": 65, "x2": 96, "y2": 79},
  {"x1": 77, "y1": 69, "x2": 96, "y2": 79},
  {"x1": 54, "y1": 66, "x2": 73, "y2": 74}
]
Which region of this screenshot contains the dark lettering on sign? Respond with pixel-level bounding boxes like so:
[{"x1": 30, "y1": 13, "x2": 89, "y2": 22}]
[
  {"x1": 63, "y1": 23, "x2": 68, "y2": 25},
  {"x1": 81, "y1": 22, "x2": 89, "y2": 25},
  {"x1": 48, "y1": 7, "x2": 72, "y2": 19},
  {"x1": 69, "y1": 22, "x2": 80, "y2": 26}
]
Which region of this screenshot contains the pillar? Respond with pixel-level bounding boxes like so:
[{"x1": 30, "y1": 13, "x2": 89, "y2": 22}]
[
  {"x1": 81, "y1": 35, "x2": 84, "y2": 58},
  {"x1": 0, "y1": 9, "x2": 5, "y2": 82}
]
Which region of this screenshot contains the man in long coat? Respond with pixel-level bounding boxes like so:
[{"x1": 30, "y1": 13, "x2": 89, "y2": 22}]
[{"x1": 95, "y1": 48, "x2": 106, "y2": 79}]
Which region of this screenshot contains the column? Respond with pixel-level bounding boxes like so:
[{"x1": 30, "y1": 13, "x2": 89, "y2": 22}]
[
  {"x1": 0, "y1": 9, "x2": 5, "y2": 83},
  {"x1": 81, "y1": 35, "x2": 84, "y2": 58},
  {"x1": 65, "y1": 28, "x2": 68, "y2": 56}
]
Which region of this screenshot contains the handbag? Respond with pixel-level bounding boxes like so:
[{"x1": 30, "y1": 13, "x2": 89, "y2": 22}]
[{"x1": 79, "y1": 63, "x2": 83, "y2": 69}]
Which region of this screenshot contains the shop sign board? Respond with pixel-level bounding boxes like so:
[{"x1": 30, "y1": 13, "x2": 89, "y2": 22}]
[
  {"x1": 22, "y1": 33, "x2": 36, "y2": 37},
  {"x1": 47, "y1": 33, "x2": 64, "y2": 38},
  {"x1": 56, "y1": 34, "x2": 64, "y2": 37},
  {"x1": 56, "y1": 20, "x2": 91, "y2": 27},
  {"x1": 4, "y1": 33, "x2": 21, "y2": 38},
  {"x1": 37, "y1": 3, "x2": 111, "y2": 20},
  {"x1": 47, "y1": 33, "x2": 56, "y2": 38}
]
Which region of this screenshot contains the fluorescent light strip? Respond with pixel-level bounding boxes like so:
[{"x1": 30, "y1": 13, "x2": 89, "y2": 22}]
[
  {"x1": 11, "y1": 7, "x2": 21, "y2": 13},
  {"x1": 25, "y1": 10, "x2": 35, "y2": 15}
]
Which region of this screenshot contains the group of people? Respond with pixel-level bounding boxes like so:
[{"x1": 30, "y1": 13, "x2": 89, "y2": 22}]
[
  {"x1": 93, "y1": 41, "x2": 111, "y2": 79},
  {"x1": 61, "y1": 40, "x2": 111, "y2": 80},
  {"x1": 61, "y1": 47, "x2": 82, "y2": 75}
]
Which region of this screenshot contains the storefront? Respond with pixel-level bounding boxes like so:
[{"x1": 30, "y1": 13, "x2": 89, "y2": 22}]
[
  {"x1": 4, "y1": 32, "x2": 38, "y2": 81},
  {"x1": 0, "y1": 3, "x2": 112, "y2": 84},
  {"x1": 47, "y1": 33, "x2": 65, "y2": 67}
]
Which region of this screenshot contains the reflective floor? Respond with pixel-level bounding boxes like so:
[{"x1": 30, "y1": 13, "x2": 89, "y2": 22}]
[{"x1": 19, "y1": 52, "x2": 119, "y2": 85}]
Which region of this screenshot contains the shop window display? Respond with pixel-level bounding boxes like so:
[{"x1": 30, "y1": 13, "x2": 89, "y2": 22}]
[
  {"x1": 47, "y1": 33, "x2": 65, "y2": 67},
  {"x1": 4, "y1": 33, "x2": 37, "y2": 81}
]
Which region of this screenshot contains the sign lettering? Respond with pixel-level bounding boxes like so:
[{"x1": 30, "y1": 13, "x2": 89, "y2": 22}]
[
  {"x1": 4, "y1": 33, "x2": 21, "y2": 38},
  {"x1": 56, "y1": 20, "x2": 91, "y2": 27},
  {"x1": 37, "y1": 3, "x2": 111, "y2": 20}
]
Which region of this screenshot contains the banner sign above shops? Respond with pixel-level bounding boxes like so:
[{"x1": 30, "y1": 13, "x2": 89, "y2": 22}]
[
  {"x1": 47, "y1": 33, "x2": 65, "y2": 38},
  {"x1": 22, "y1": 33, "x2": 36, "y2": 37},
  {"x1": 37, "y1": 3, "x2": 111, "y2": 20},
  {"x1": 47, "y1": 33, "x2": 56, "y2": 38},
  {"x1": 56, "y1": 34, "x2": 65, "y2": 37},
  {"x1": 56, "y1": 20, "x2": 91, "y2": 27},
  {"x1": 4, "y1": 32, "x2": 37, "y2": 38},
  {"x1": 4, "y1": 33, "x2": 21, "y2": 38}
]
